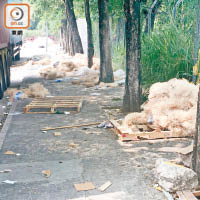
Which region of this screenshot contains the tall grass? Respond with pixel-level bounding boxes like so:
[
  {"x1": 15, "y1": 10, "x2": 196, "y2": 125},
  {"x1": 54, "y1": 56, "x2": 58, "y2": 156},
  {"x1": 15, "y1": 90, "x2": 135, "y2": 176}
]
[{"x1": 141, "y1": 24, "x2": 193, "y2": 88}]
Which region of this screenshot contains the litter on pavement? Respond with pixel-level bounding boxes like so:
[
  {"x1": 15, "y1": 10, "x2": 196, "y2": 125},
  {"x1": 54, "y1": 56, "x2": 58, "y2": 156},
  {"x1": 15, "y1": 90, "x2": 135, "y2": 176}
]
[{"x1": 74, "y1": 182, "x2": 95, "y2": 191}]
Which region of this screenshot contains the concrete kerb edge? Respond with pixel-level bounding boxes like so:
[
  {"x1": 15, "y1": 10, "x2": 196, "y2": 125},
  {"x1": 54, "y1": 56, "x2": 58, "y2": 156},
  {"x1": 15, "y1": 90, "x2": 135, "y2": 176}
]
[{"x1": 0, "y1": 102, "x2": 17, "y2": 150}]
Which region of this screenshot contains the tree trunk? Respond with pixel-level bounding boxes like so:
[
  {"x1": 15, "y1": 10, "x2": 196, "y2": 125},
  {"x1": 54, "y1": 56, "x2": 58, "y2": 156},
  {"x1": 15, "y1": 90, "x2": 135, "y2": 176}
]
[
  {"x1": 64, "y1": 0, "x2": 83, "y2": 55},
  {"x1": 98, "y1": 0, "x2": 114, "y2": 83},
  {"x1": 61, "y1": 19, "x2": 68, "y2": 53},
  {"x1": 151, "y1": 0, "x2": 161, "y2": 30},
  {"x1": 117, "y1": 17, "x2": 125, "y2": 43},
  {"x1": 192, "y1": 0, "x2": 200, "y2": 181},
  {"x1": 144, "y1": 0, "x2": 162, "y2": 34},
  {"x1": 123, "y1": 0, "x2": 141, "y2": 112},
  {"x1": 84, "y1": 0, "x2": 94, "y2": 68},
  {"x1": 193, "y1": 0, "x2": 200, "y2": 65},
  {"x1": 192, "y1": 86, "x2": 200, "y2": 181}
]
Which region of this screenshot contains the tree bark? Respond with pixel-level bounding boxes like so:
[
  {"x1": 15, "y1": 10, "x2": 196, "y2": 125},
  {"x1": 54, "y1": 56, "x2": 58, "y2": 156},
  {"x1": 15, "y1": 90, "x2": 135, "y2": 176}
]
[
  {"x1": 64, "y1": 0, "x2": 83, "y2": 55},
  {"x1": 193, "y1": 0, "x2": 200, "y2": 65},
  {"x1": 61, "y1": 19, "x2": 67, "y2": 53},
  {"x1": 144, "y1": 0, "x2": 162, "y2": 34},
  {"x1": 193, "y1": 86, "x2": 200, "y2": 181},
  {"x1": 98, "y1": 0, "x2": 114, "y2": 83},
  {"x1": 84, "y1": 0, "x2": 94, "y2": 68},
  {"x1": 117, "y1": 17, "x2": 125, "y2": 43},
  {"x1": 123, "y1": 0, "x2": 141, "y2": 112}
]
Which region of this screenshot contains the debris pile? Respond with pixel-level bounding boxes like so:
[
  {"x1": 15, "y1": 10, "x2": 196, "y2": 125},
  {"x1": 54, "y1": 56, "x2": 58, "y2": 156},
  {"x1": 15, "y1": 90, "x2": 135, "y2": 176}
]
[
  {"x1": 123, "y1": 79, "x2": 199, "y2": 136},
  {"x1": 39, "y1": 53, "x2": 100, "y2": 80},
  {"x1": 71, "y1": 67, "x2": 99, "y2": 87},
  {"x1": 5, "y1": 83, "x2": 49, "y2": 100}
]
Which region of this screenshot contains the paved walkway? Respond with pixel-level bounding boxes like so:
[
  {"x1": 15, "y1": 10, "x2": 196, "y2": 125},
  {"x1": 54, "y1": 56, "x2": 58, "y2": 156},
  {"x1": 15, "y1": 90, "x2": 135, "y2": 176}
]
[{"x1": 0, "y1": 77, "x2": 174, "y2": 200}]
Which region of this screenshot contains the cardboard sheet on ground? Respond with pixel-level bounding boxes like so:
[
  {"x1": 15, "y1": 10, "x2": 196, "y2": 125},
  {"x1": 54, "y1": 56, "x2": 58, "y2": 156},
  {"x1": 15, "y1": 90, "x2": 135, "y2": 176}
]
[
  {"x1": 98, "y1": 181, "x2": 112, "y2": 192},
  {"x1": 42, "y1": 169, "x2": 51, "y2": 177},
  {"x1": 4, "y1": 151, "x2": 15, "y2": 155},
  {"x1": 74, "y1": 182, "x2": 95, "y2": 191},
  {"x1": 158, "y1": 143, "x2": 193, "y2": 155},
  {"x1": 53, "y1": 132, "x2": 62, "y2": 136}
]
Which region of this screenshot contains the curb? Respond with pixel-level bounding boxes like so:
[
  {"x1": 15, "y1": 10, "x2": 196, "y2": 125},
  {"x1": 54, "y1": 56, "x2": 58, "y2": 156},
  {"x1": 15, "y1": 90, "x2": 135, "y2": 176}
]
[{"x1": 0, "y1": 102, "x2": 17, "y2": 150}]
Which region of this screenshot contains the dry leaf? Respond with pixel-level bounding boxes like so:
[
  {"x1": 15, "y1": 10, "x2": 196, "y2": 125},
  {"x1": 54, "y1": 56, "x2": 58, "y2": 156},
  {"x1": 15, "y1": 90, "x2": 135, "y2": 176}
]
[
  {"x1": 42, "y1": 169, "x2": 51, "y2": 177},
  {"x1": 69, "y1": 143, "x2": 79, "y2": 148},
  {"x1": 54, "y1": 132, "x2": 62, "y2": 136},
  {"x1": 4, "y1": 151, "x2": 15, "y2": 155},
  {"x1": 74, "y1": 182, "x2": 95, "y2": 191}
]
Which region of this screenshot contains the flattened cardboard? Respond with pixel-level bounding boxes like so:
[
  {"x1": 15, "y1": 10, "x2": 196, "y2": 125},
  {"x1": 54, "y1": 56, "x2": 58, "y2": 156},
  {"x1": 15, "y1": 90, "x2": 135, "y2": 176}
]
[{"x1": 74, "y1": 182, "x2": 95, "y2": 191}]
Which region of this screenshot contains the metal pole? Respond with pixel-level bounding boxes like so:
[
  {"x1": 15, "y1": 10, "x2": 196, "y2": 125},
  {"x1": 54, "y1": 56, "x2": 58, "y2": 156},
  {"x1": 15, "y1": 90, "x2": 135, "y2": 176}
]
[{"x1": 46, "y1": 21, "x2": 48, "y2": 53}]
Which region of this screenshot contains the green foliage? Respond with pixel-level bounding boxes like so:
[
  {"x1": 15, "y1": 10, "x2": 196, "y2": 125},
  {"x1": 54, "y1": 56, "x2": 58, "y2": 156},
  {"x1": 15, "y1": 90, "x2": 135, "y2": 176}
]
[
  {"x1": 24, "y1": 0, "x2": 199, "y2": 90},
  {"x1": 27, "y1": 0, "x2": 64, "y2": 37},
  {"x1": 141, "y1": 24, "x2": 193, "y2": 87}
]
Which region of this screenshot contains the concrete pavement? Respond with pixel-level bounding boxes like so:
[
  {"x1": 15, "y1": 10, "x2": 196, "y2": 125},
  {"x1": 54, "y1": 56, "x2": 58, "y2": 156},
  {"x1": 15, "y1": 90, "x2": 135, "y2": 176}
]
[{"x1": 0, "y1": 77, "x2": 179, "y2": 200}]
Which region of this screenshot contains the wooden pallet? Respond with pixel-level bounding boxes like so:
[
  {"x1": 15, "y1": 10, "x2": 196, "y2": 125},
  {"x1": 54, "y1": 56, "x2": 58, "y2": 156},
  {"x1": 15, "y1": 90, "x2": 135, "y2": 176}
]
[
  {"x1": 177, "y1": 191, "x2": 200, "y2": 200},
  {"x1": 24, "y1": 96, "x2": 83, "y2": 114},
  {"x1": 110, "y1": 120, "x2": 190, "y2": 141}
]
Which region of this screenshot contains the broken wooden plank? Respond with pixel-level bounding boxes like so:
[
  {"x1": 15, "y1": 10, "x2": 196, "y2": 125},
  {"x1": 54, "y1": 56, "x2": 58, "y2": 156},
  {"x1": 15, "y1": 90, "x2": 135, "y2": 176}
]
[
  {"x1": 182, "y1": 191, "x2": 197, "y2": 200},
  {"x1": 119, "y1": 131, "x2": 188, "y2": 141},
  {"x1": 98, "y1": 181, "x2": 112, "y2": 192},
  {"x1": 158, "y1": 143, "x2": 193, "y2": 155},
  {"x1": 41, "y1": 122, "x2": 101, "y2": 131},
  {"x1": 74, "y1": 182, "x2": 95, "y2": 191},
  {"x1": 177, "y1": 191, "x2": 188, "y2": 200},
  {"x1": 193, "y1": 191, "x2": 200, "y2": 197},
  {"x1": 110, "y1": 120, "x2": 190, "y2": 141}
]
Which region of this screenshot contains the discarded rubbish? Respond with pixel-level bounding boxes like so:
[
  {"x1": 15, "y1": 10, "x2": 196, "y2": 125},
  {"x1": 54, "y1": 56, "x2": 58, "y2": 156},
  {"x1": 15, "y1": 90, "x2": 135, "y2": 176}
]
[
  {"x1": 41, "y1": 122, "x2": 101, "y2": 131},
  {"x1": 74, "y1": 182, "x2": 95, "y2": 191},
  {"x1": 97, "y1": 121, "x2": 114, "y2": 129},
  {"x1": 158, "y1": 143, "x2": 193, "y2": 155},
  {"x1": 6, "y1": 83, "x2": 49, "y2": 100},
  {"x1": 4, "y1": 151, "x2": 15, "y2": 155},
  {"x1": 9, "y1": 112, "x2": 23, "y2": 116},
  {"x1": 121, "y1": 79, "x2": 198, "y2": 137},
  {"x1": 64, "y1": 111, "x2": 70, "y2": 115},
  {"x1": 55, "y1": 110, "x2": 64, "y2": 114},
  {"x1": 98, "y1": 181, "x2": 112, "y2": 192},
  {"x1": 68, "y1": 143, "x2": 79, "y2": 148},
  {"x1": 39, "y1": 54, "x2": 100, "y2": 82},
  {"x1": 42, "y1": 131, "x2": 47, "y2": 133},
  {"x1": 110, "y1": 120, "x2": 191, "y2": 141},
  {"x1": 42, "y1": 169, "x2": 51, "y2": 178},
  {"x1": 0, "y1": 169, "x2": 12, "y2": 173},
  {"x1": 162, "y1": 190, "x2": 174, "y2": 200},
  {"x1": 154, "y1": 184, "x2": 162, "y2": 192},
  {"x1": 56, "y1": 79, "x2": 62, "y2": 82},
  {"x1": 91, "y1": 93, "x2": 101, "y2": 96},
  {"x1": 7, "y1": 102, "x2": 12, "y2": 106},
  {"x1": 177, "y1": 190, "x2": 200, "y2": 200},
  {"x1": 24, "y1": 96, "x2": 82, "y2": 114},
  {"x1": 14, "y1": 91, "x2": 23, "y2": 100},
  {"x1": 16, "y1": 153, "x2": 21, "y2": 156},
  {"x1": 2, "y1": 180, "x2": 16, "y2": 184},
  {"x1": 53, "y1": 132, "x2": 62, "y2": 136}
]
